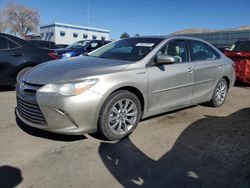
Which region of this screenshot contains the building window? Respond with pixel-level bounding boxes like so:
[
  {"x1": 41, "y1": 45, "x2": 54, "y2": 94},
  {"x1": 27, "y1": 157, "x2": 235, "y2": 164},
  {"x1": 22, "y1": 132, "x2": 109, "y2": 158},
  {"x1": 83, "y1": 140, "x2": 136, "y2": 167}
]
[
  {"x1": 92, "y1": 35, "x2": 97, "y2": 40},
  {"x1": 40, "y1": 33, "x2": 44, "y2": 39},
  {"x1": 48, "y1": 32, "x2": 53, "y2": 41},
  {"x1": 60, "y1": 31, "x2": 65, "y2": 37},
  {"x1": 45, "y1": 32, "x2": 50, "y2": 40},
  {"x1": 101, "y1": 36, "x2": 105, "y2": 40},
  {"x1": 73, "y1": 33, "x2": 78, "y2": 38},
  {"x1": 83, "y1": 34, "x2": 88, "y2": 39}
]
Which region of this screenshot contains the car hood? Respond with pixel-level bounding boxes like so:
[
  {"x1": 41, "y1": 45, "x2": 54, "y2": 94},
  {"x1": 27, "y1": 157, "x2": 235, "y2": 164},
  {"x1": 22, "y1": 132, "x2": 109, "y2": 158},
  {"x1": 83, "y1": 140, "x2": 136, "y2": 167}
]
[{"x1": 22, "y1": 56, "x2": 132, "y2": 85}]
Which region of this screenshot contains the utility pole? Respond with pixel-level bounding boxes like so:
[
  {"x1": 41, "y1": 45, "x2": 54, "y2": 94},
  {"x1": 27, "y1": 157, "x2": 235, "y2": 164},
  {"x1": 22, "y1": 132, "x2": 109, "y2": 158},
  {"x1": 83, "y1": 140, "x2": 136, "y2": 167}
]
[{"x1": 87, "y1": 0, "x2": 90, "y2": 27}]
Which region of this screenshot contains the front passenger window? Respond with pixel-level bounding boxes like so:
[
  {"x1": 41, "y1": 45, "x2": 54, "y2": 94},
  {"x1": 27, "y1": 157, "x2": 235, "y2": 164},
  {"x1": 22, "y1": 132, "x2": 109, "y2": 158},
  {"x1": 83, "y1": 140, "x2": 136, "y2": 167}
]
[{"x1": 158, "y1": 40, "x2": 188, "y2": 63}]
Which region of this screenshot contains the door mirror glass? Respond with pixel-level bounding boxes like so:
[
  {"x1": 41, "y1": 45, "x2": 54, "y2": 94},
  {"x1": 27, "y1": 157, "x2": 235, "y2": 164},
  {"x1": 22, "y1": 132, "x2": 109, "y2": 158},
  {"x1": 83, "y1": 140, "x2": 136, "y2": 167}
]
[{"x1": 155, "y1": 54, "x2": 176, "y2": 65}]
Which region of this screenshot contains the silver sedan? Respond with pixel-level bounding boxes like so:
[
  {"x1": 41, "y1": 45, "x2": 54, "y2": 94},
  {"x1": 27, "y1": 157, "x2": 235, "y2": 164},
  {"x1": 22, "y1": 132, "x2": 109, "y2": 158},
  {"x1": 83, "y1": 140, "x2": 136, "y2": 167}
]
[{"x1": 16, "y1": 36, "x2": 235, "y2": 140}]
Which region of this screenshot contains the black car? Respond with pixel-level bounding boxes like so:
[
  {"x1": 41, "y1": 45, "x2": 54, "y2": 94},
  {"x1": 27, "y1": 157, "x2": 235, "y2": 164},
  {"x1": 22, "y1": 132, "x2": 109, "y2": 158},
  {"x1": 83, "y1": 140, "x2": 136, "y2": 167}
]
[
  {"x1": 0, "y1": 33, "x2": 58, "y2": 86},
  {"x1": 228, "y1": 39, "x2": 250, "y2": 52},
  {"x1": 55, "y1": 44, "x2": 69, "y2": 49},
  {"x1": 56, "y1": 40, "x2": 111, "y2": 58},
  {"x1": 216, "y1": 46, "x2": 230, "y2": 52},
  {"x1": 27, "y1": 40, "x2": 57, "y2": 49}
]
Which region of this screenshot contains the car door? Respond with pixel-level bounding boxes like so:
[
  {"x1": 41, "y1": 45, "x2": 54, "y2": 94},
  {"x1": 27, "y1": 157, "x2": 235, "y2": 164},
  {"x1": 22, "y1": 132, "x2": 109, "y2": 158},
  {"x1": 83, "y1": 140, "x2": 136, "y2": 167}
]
[
  {"x1": 187, "y1": 40, "x2": 222, "y2": 104},
  {"x1": 0, "y1": 36, "x2": 24, "y2": 85},
  {"x1": 147, "y1": 39, "x2": 194, "y2": 113}
]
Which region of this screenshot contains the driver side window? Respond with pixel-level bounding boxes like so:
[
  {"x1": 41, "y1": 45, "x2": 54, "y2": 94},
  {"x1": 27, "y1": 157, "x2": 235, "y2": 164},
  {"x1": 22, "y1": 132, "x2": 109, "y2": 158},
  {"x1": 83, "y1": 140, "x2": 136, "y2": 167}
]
[{"x1": 158, "y1": 40, "x2": 188, "y2": 63}]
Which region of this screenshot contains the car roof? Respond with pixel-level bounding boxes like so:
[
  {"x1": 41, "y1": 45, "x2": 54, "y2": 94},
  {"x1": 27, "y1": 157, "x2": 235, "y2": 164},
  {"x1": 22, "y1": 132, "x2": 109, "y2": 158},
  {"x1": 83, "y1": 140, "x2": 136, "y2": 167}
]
[
  {"x1": 130, "y1": 35, "x2": 202, "y2": 40},
  {"x1": 0, "y1": 32, "x2": 34, "y2": 47},
  {"x1": 128, "y1": 35, "x2": 212, "y2": 43},
  {"x1": 28, "y1": 39, "x2": 55, "y2": 42},
  {"x1": 90, "y1": 39, "x2": 112, "y2": 42}
]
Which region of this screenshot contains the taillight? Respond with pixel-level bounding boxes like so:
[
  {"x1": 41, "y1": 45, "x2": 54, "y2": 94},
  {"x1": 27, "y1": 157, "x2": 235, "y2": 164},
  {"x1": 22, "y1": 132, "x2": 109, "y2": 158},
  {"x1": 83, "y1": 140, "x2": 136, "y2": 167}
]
[{"x1": 48, "y1": 52, "x2": 59, "y2": 60}]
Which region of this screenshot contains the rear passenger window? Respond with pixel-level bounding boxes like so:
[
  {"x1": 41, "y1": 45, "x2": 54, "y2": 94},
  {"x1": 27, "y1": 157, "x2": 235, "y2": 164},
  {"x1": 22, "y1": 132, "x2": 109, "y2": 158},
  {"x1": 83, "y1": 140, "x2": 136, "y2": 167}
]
[
  {"x1": 190, "y1": 40, "x2": 220, "y2": 61},
  {"x1": 8, "y1": 40, "x2": 20, "y2": 49},
  {"x1": 39, "y1": 41, "x2": 50, "y2": 49},
  {"x1": 0, "y1": 37, "x2": 8, "y2": 50},
  {"x1": 158, "y1": 40, "x2": 188, "y2": 63}
]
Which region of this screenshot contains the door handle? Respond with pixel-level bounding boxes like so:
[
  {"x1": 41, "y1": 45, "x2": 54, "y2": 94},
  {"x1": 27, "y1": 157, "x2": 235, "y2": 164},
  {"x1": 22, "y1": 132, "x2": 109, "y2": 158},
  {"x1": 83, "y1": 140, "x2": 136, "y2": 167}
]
[
  {"x1": 188, "y1": 67, "x2": 194, "y2": 73},
  {"x1": 217, "y1": 64, "x2": 222, "y2": 68},
  {"x1": 11, "y1": 53, "x2": 23, "y2": 57}
]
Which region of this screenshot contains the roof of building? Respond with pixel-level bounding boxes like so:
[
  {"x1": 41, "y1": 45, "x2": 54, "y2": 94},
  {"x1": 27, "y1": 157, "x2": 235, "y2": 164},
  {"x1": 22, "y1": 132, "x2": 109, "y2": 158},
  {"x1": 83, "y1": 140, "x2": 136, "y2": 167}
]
[{"x1": 40, "y1": 22, "x2": 110, "y2": 33}]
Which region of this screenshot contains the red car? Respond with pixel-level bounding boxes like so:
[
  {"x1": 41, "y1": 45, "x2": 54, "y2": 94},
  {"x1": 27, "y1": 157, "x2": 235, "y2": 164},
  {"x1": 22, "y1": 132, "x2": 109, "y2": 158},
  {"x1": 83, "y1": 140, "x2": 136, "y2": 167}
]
[{"x1": 224, "y1": 40, "x2": 250, "y2": 84}]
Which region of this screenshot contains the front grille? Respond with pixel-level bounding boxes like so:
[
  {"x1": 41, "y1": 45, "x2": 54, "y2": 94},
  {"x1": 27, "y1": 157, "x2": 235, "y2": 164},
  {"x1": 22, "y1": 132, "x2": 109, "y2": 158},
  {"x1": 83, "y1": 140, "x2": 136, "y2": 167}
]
[
  {"x1": 22, "y1": 81, "x2": 43, "y2": 94},
  {"x1": 17, "y1": 97, "x2": 46, "y2": 126}
]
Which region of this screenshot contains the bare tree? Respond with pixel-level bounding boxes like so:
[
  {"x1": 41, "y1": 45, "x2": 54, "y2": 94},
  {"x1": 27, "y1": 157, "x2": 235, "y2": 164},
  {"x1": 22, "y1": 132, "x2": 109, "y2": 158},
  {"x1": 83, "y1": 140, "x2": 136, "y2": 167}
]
[
  {"x1": 0, "y1": 10, "x2": 8, "y2": 33},
  {"x1": 5, "y1": 3, "x2": 40, "y2": 37}
]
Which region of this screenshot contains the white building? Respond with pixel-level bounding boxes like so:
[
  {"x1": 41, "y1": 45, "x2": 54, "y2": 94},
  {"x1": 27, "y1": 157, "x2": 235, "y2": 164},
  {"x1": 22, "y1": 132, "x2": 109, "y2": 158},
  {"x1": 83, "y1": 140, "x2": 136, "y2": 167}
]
[{"x1": 40, "y1": 22, "x2": 111, "y2": 45}]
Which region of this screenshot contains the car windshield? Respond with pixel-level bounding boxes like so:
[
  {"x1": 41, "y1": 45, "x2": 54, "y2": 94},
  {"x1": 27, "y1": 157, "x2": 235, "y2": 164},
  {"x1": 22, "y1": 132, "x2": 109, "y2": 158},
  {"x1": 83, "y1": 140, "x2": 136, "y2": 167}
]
[
  {"x1": 88, "y1": 38, "x2": 163, "y2": 61},
  {"x1": 67, "y1": 40, "x2": 90, "y2": 49},
  {"x1": 229, "y1": 41, "x2": 250, "y2": 52}
]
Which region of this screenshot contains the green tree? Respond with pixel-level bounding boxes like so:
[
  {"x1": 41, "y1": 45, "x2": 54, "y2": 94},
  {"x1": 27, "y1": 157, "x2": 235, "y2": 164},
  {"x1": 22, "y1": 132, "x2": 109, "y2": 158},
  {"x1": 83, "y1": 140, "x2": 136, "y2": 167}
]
[
  {"x1": 120, "y1": 32, "x2": 130, "y2": 39},
  {"x1": 134, "y1": 33, "x2": 140, "y2": 37}
]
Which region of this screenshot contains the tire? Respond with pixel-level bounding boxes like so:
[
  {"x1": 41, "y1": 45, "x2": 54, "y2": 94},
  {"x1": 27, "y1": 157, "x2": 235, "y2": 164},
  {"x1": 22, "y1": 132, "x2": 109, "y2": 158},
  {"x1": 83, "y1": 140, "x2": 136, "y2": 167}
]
[
  {"x1": 210, "y1": 78, "x2": 228, "y2": 107},
  {"x1": 98, "y1": 90, "x2": 141, "y2": 141},
  {"x1": 16, "y1": 67, "x2": 32, "y2": 82}
]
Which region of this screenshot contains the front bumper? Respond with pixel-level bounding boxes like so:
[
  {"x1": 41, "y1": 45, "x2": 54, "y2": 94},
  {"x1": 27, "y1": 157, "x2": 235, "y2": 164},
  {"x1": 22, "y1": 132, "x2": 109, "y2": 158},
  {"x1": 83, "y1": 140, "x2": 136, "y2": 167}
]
[{"x1": 16, "y1": 82, "x2": 103, "y2": 135}]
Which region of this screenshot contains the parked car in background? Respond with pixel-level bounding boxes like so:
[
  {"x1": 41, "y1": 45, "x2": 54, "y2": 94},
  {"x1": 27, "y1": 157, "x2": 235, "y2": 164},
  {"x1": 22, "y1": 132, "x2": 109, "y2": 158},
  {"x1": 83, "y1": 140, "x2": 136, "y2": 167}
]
[
  {"x1": 27, "y1": 40, "x2": 57, "y2": 50},
  {"x1": 16, "y1": 36, "x2": 235, "y2": 140},
  {"x1": 55, "y1": 44, "x2": 69, "y2": 49},
  {"x1": 216, "y1": 46, "x2": 230, "y2": 52},
  {"x1": 0, "y1": 33, "x2": 58, "y2": 86},
  {"x1": 56, "y1": 39, "x2": 111, "y2": 58},
  {"x1": 224, "y1": 40, "x2": 250, "y2": 84}
]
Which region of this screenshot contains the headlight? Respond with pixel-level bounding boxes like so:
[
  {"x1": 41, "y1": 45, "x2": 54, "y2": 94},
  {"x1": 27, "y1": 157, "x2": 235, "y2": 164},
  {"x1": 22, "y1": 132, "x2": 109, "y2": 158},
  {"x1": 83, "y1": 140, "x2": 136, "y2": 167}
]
[
  {"x1": 62, "y1": 53, "x2": 72, "y2": 59},
  {"x1": 38, "y1": 79, "x2": 98, "y2": 96}
]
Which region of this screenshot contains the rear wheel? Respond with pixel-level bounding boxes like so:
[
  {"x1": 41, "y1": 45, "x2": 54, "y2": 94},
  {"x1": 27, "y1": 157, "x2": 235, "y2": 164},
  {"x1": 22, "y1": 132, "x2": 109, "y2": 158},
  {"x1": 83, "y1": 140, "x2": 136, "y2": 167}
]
[
  {"x1": 210, "y1": 78, "x2": 228, "y2": 107},
  {"x1": 98, "y1": 90, "x2": 141, "y2": 140}
]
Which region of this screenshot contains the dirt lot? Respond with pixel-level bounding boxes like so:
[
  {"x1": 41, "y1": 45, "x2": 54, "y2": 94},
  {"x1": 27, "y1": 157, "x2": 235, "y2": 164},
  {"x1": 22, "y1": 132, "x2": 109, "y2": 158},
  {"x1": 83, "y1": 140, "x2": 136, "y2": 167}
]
[{"x1": 0, "y1": 85, "x2": 249, "y2": 188}]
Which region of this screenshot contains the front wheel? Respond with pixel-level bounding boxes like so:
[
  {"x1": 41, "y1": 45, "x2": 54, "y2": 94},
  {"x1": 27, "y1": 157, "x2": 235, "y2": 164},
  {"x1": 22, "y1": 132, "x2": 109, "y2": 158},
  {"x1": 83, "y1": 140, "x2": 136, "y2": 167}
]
[
  {"x1": 98, "y1": 90, "x2": 141, "y2": 141},
  {"x1": 210, "y1": 78, "x2": 228, "y2": 107}
]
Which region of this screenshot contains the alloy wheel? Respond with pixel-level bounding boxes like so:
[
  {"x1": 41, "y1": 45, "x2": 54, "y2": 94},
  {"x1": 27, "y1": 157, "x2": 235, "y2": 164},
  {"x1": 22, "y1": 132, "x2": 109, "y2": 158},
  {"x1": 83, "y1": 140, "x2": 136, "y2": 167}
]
[
  {"x1": 215, "y1": 81, "x2": 227, "y2": 105},
  {"x1": 108, "y1": 99, "x2": 138, "y2": 135}
]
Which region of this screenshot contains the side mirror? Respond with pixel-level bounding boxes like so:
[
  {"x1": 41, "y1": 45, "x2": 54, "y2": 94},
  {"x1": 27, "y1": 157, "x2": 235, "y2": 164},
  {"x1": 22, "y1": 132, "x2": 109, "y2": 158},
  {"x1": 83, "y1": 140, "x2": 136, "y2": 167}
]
[{"x1": 155, "y1": 54, "x2": 176, "y2": 65}]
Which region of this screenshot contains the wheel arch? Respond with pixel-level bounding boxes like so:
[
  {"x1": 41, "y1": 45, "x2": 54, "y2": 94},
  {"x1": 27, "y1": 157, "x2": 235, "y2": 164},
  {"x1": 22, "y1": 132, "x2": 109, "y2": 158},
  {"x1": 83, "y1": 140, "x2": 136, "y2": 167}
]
[
  {"x1": 97, "y1": 84, "x2": 146, "y2": 120},
  {"x1": 222, "y1": 76, "x2": 230, "y2": 89},
  {"x1": 110, "y1": 86, "x2": 145, "y2": 115}
]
